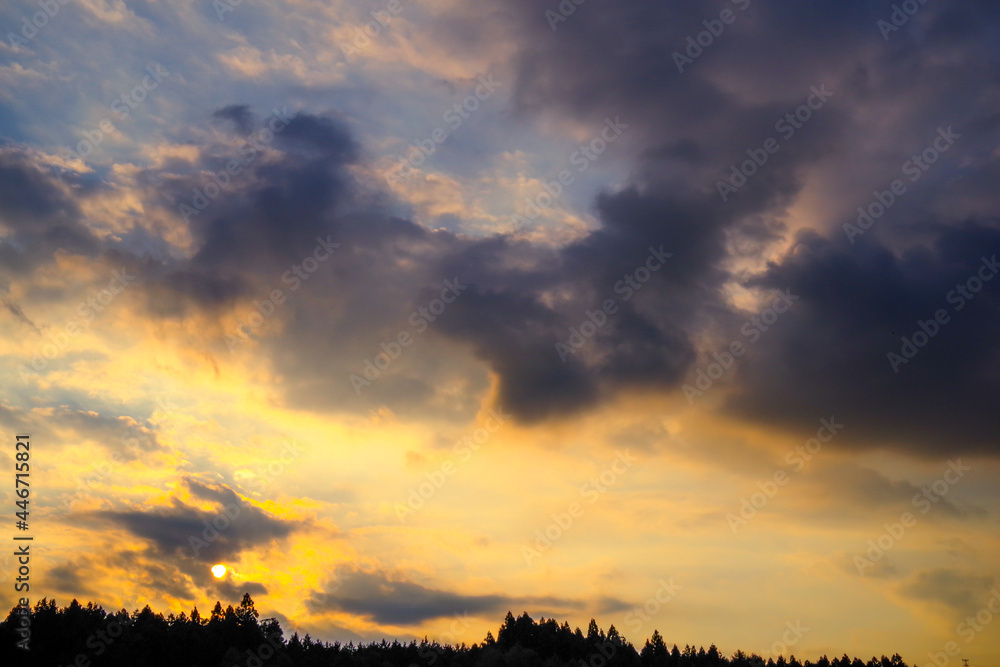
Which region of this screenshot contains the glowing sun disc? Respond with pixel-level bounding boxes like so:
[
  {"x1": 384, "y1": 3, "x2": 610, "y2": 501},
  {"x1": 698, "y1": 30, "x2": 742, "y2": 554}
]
[{"x1": 211, "y1": 564, "x2": 226, "y2": 578}]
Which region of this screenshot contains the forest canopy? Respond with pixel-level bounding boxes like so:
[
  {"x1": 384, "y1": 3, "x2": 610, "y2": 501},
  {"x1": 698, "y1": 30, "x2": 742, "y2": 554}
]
[{"x1": 1, "y1": 596, "x2": 915, "y2": 667}]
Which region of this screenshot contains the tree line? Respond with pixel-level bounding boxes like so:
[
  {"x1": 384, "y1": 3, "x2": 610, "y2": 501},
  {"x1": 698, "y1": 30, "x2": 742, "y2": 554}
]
[{"x1": 0, "y1": 596, "x2": 915, "y2": 667}]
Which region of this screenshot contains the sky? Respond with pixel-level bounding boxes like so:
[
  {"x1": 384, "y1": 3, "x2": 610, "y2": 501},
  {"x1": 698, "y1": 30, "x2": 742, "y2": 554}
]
[{"x1": 1, "y1": 0, "x2": 1000, "y2": 662}]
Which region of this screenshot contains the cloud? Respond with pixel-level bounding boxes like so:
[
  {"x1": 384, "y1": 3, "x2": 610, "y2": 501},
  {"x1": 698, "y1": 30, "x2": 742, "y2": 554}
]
[
  {"x1": 135, "y1": 105, "x2": 737, "y2": 424},
  {"x1": 216, "y1": 579, "x2": 268, "y2": 600},
  {"x1": 2, "y1": 0, "x2": 999, "y2": 463},
  {"x1": 213, "y1": 104, "x2": 255, "y2": 135},
  {"x1": 728, "y1": 226, "x2": 1000, "y2": 455},
  {"x1": 832, "y1": 550, "x2": 900, "y2": 580},
  {"x1": 95, "y1": 478, "x2": 303, "y2": 563},
  {"x1": 898, "y1": 568, "x2": 995, "y2": 613},
  {"x1": 305, "y1": 565, "x2": 613, "y2": 626},
  {"x1": 47, "y1": 561, "x2": 95, "y2": 598},
  {"x1": 1, "y1": 295, "x2": 41, "y2": 334},
  {"x1": 0, "y1": 403, "x2": 160, "y2": 458},
  {"x1": 800, "y1": 462, "x2": 982, "y2": 521},
  {"x1": 0, "y1": 147, "x2": 100, "y2": 267}
]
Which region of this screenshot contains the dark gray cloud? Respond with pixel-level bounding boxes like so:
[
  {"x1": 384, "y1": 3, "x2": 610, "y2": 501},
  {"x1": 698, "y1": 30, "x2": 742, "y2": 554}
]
[
  {"x1": 95, "y1": 477, "x2": 303, "y2": 563},
  {"x1": 898, "y1": 568, "x2": 995, "y2": 613},
  {"x1": 213, "y1": 104, "x2": 255, "y2": 135},
  {"x1": 728, "y1": 225, "x2": 1000, "y2": 454},
  {"x1": 0, "y1": 148, "x2": 85, "y2": 236},
  {"x1": 130, "y1": 103, "x2": 740, "y2": 423},
  {"x1": 216, "y1": 579, "x2": 269, "y2": 600},
  {"x1": 0, "y1": 147, "x2": 101, "y2": 279},
  {"x1": 47, "y1": 562, "x2": 95, "y2": 598},
  {"x1": 304, "y1": 565, "x2": 614, "y2": 625},
  {"x1": 2, "y1": 0, "x2": 999, "y2": 458},
  {"x1": 442, "y1": 0, "x2": 1000, "y2": 448},
  {"x1": 101, "y1": 86, "x2": 1000, "y2": 450}
]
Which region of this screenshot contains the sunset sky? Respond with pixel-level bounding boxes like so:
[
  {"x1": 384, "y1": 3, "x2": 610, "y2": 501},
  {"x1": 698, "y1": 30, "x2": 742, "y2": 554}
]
[{"x1": 2, "y1": 0, "x2": 1000, "y2": 662}]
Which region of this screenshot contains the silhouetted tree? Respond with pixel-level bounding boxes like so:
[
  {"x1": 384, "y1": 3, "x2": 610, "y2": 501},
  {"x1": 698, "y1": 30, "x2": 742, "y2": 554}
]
[{"x1": 0, "y1": 599, "x2": 920, "y2": 667}]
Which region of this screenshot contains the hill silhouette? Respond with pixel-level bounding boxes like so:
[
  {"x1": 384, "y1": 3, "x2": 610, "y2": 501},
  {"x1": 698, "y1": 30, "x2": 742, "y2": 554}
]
[{"x1": 0, "y1": 596, "x2": 914, "y2": 667}]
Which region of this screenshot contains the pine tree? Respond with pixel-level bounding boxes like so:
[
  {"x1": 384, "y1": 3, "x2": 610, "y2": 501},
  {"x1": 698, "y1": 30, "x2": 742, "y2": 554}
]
[
  {"x1": 236, "y1": 593, "x2": 259, "y2": 627},
  {"x1": 209, "y1": 601, "x2": 225, "y2": 624}
]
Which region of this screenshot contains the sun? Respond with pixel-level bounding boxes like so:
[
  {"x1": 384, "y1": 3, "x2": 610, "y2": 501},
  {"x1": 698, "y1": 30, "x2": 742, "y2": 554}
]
[{"x1": 211, "y1": 564, "x2": 227, "y2": 578}]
